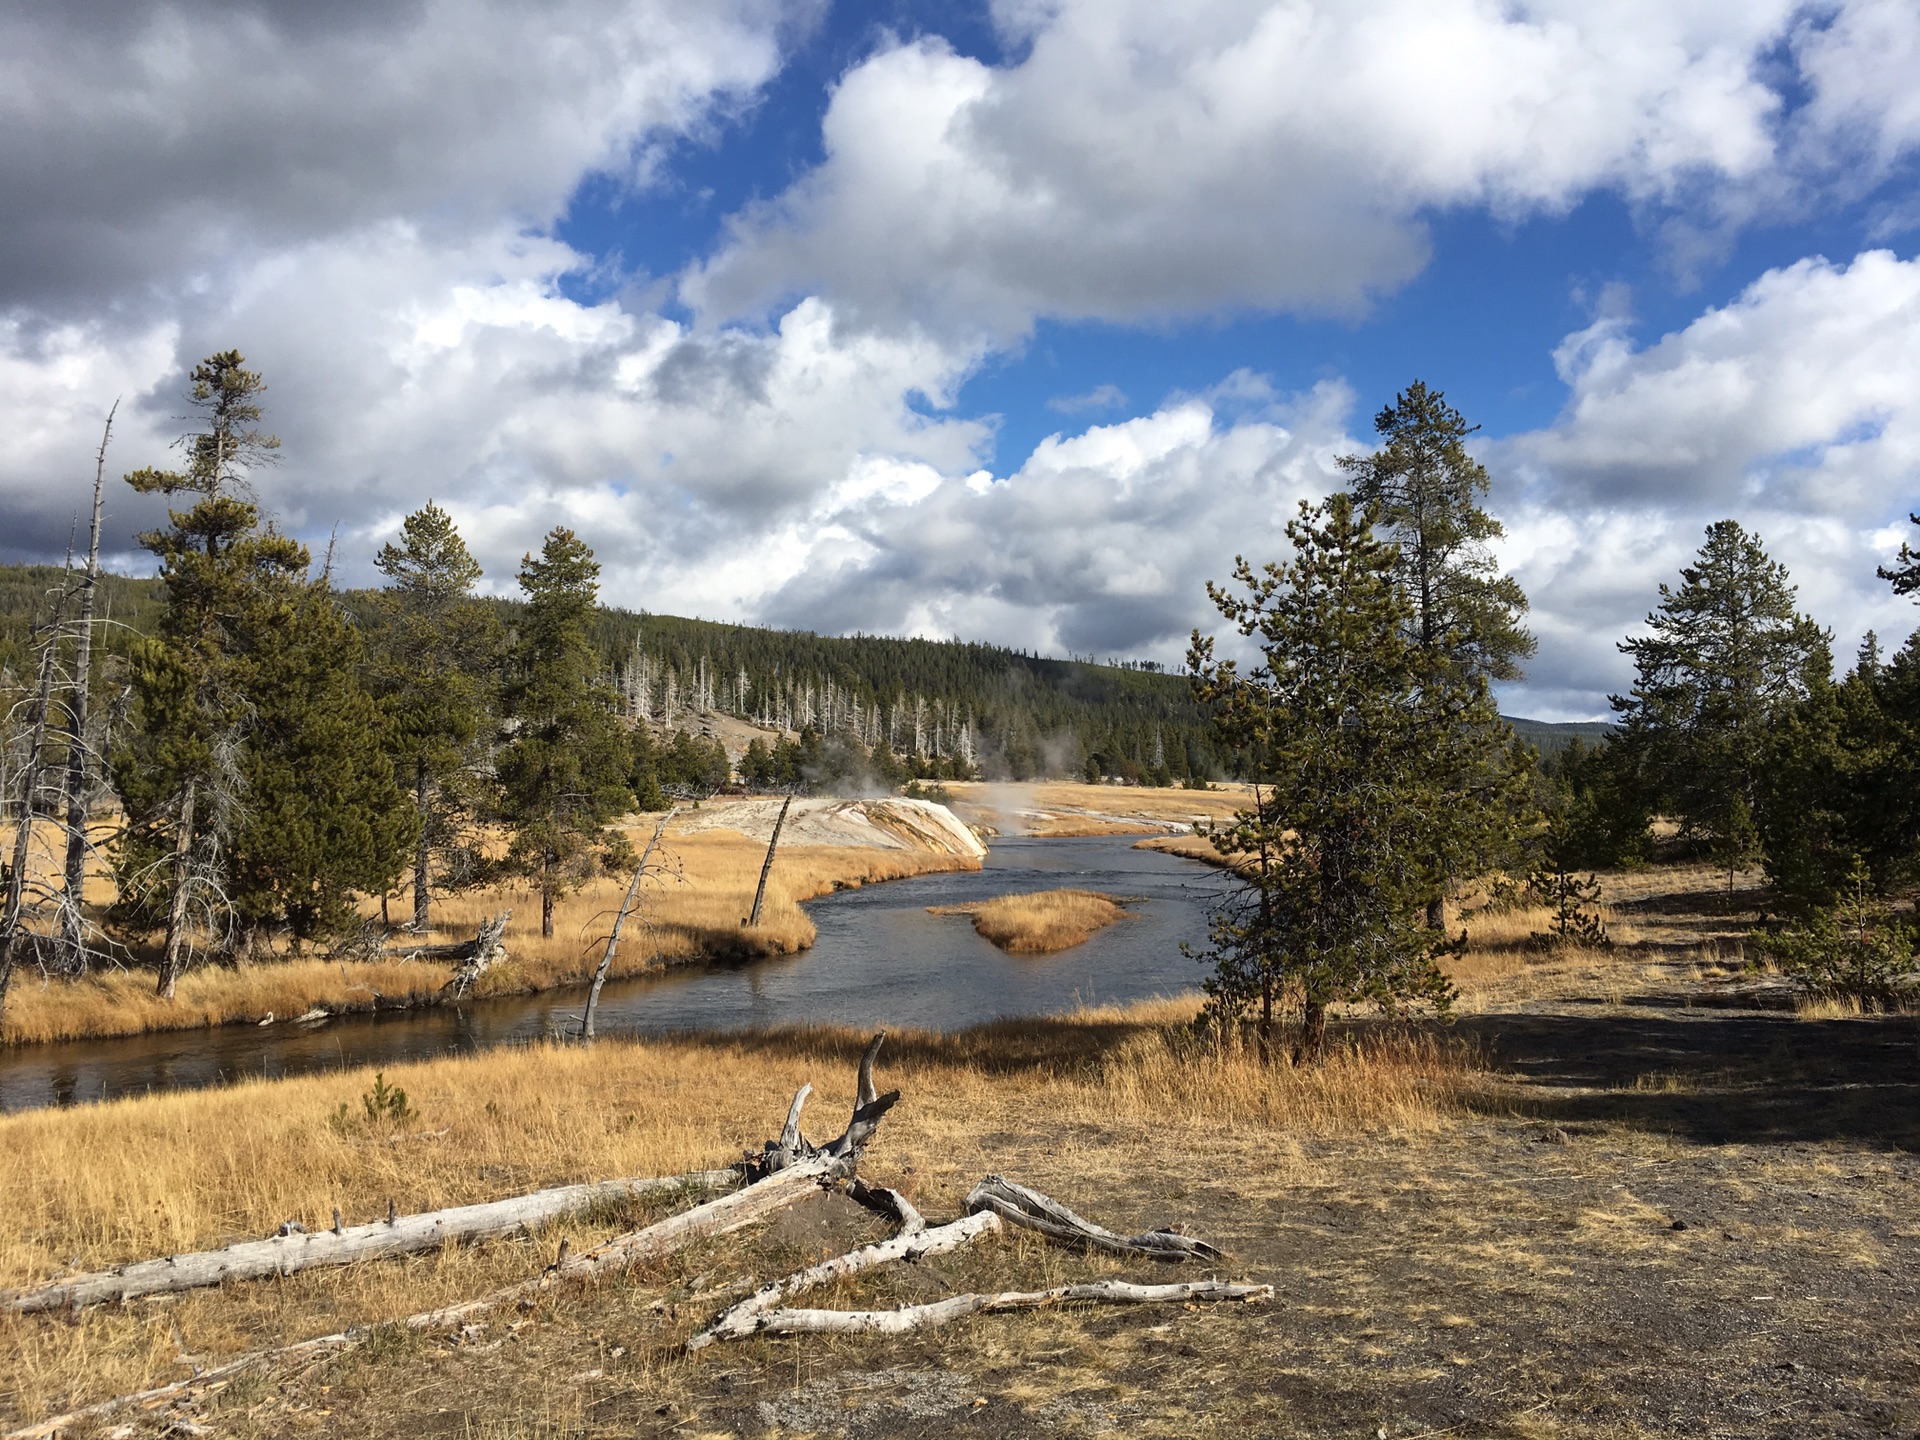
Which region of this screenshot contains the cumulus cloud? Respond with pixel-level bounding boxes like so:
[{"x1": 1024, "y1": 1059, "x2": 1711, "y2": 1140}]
[
  {"x1": 0, "y1": 0, "x2": 801, "y2": 314},
  {"x1": 686, "y1": 0, "x2": 1852, "y2": 335},
  {"x1": 757, "y1": 381, "x2": 1359, "y2": 656},
  {"x1": 1495, "y1": 248, "x2": 1920, "y2": 718},
  {"x1": 0, "y1": 224, "x2": 992, "y2": 600}
]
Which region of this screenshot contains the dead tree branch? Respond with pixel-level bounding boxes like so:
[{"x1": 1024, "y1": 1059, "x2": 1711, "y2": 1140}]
[
  {"x1": 731, "y1": 1279, "x2": 1273, "y2": 1339},
  {"x1": 966, "y1": 1174, "x2": 1224, "y2": 1263}
]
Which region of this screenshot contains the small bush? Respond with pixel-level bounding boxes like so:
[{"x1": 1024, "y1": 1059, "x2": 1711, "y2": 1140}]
[
  {"x1": 330, "y1": 1071, "x2": 418, "y2": 1133},
  {"x1": 1751, "y1": 862, "x2": 1918, "y2": 1003},
  {"x1": 1527, "y1": 863, "x2": 1610, "y2": 950}
]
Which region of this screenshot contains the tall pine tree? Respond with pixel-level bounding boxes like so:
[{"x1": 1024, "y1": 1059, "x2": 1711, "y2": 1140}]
[
  {"x1": 113, "y1": 352, "x2": 288, "y2": 994},
  {"x1": 369, "y1": 503, "x2": 502, "y2": 934},
  {"x1": 1337, "y1": 381, "x2": 1536, "y2": 922},
  {"x1": 1612, "y1": 520, "x2": 1830, "y2": 894},
  {"x1": 1188, "y1": 495, "x2": 1525, "y2": 1061},
  {"x1": 497, "y1": 528, "x2": 634, "y2": 938}
]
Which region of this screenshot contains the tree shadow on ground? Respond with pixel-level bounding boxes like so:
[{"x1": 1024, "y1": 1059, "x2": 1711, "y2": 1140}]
[{"x1": 1456, "y1": 1009, "x2": 1920, "y2": 1148}]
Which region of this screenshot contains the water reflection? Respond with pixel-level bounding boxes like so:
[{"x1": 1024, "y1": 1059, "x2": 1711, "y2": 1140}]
[{"x1": 0, "y1": 836, "x2": 1231, "y2": 1113}]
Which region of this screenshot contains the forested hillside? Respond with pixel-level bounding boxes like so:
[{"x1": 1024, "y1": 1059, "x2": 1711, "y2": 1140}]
[{"x1": 1, "y1": 566, "x2": 1224, "y2": 781}]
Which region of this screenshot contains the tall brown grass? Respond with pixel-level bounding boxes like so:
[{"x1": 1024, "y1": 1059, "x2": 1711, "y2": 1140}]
[
  {"x1": 0, "y1": 1002, "x2": 1474, "y2": 1424},
  {"x1": 0, "y1": 815, "x2": 977, "y2": 1047},
  {"x1": 929, "y1": 888, "x2": 1130, "y2": 953}
]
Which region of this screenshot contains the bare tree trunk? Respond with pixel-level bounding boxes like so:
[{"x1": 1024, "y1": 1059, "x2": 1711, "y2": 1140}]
[
  {"x1": 582, "y1": 807, "x2": 677, "y2": 1040},
  {"x1": 540, "y1": 850, "x2": 555, "y2": 938},
  {"x1": 60, "y1": 403, "x2": 115, "y2": 964},
  {"x1": 747, "y1": 793, "x2": 792, "y2": 927},
  {"x1": 0, "y1": 608, "x2": 64, "y2": 1014},
  {"x1": 412, "y1": 760, "x2": 431, "y2": 935},
  {"x1": 156, "y1": 779, "x2": 197, "y2": 999}
]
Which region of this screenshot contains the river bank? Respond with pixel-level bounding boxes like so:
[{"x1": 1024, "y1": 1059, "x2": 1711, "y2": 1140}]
[{"x1": 0, "y1": 799, "x2": 983, "y2": 1049}]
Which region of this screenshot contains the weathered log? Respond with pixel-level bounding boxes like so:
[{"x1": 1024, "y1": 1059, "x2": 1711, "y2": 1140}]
[
  {"x1": 688, "y1": 1209, "x2": 1002, "y2": 1350},
  {"x1": 966, "y1": 1175, "x2": 1223, "y2": 1263},
  {"x1": 846, "y1": 1176, "x2": 925, "y2": 1235},
  {"x1": 749, "y1": 1032, "x2": 899, "y2": 1179},
  {"x1": 735, "y1": 1279, "x2": 1273, "y2": 1338},
  {"x1": 2, "y1": 1169, "x2": 739, "y2": 1316},
  {"x1": 2, "y1": 1159, "x2": 839, "y2": 1440},
  {"x1": 439, "y1": 910, "x2": 510, "y2": 998}
]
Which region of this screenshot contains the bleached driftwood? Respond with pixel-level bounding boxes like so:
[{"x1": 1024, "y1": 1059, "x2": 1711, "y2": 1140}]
[
  {"x1": 438, "y1": 910, "x2": 511, "y2": 998},
  {"x1": 846, "y1": 1175, "x2": 926, "y2": 1234},
  {"x1": 733, "y1": 1279, "x2": 1273, "y2": 1338},
  {"x1": 749, "y1": 1032, "x2": 899, "y2": 1179},
  {"x1": 1, "y1": 1158, "x2": 841, "y2": 1440},
  {"x1": 2, "y1": 1169, "x2": 738, "y2": 1316},
  {"x1": 688, "y1": 1210, "x2": 1002, "y2": 1350},
  {"x1": 966, "y1": 1174, "x2": 1223, "y2": 1263}
]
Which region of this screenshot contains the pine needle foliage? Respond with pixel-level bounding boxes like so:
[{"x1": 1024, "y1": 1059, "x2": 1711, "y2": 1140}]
[
  {"x1": 1187, "y1": 494, "x2": 1526, "y2": 1061},
  {"x1": 368, "y1": 503, "x2": 503, "y2": 933},
  {"x1": 1611, "y1": 520, "x2": 1830, "y2": 898},
  {"x1": 496, "y1": 529, "x2": 634, "y2": 938}
]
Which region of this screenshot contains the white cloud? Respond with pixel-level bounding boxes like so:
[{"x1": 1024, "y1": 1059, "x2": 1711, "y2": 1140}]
[
  {"x1": 756, "y1": 381, "x2": 1360, "y2": 655},
  {"x1": 0, "y1": 0, "x2": 802, "y2": 312},
  {"x1": 1496, "y1": 248, "x2": 1920, "y2": 717},
  {"x1": 687, "y1": 0, "x2": 1844, "y2": 336}
]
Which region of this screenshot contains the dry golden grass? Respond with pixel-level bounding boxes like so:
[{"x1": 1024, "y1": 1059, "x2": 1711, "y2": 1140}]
[
  {"x1": 928, "y1": 888, "x2": 1130, "y2": 953},
  {"x1": 0, "y1": 1000, "x2": 1473, "y2": 1425},
  {"x1": 0, "y1": 812, "x2": 977, "y2": 1047}
]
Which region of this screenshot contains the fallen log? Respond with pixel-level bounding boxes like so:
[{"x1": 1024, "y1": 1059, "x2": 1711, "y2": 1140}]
[
  {"x1": 2, "y1": 1158, "x2": 839, "y2": 1440},
  {"x1": 735, "y1": 1279, "x2": 1273, "y2": 1338},
  {"x1": 966, "y1": 1174, "x2": 1223, "y2": 1262},
  {"x1": 688, "y1": 1209, "x2": 1002, "y2": 1350},
  {"x1": 3, "y1": 1169, "x2": 740, "y2": 1316}
]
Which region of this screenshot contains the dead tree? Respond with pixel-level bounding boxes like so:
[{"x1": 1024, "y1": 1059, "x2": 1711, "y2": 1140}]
[
  {"x1": 0, "y1": 584, "x2": 69, "y2": 1015},
  {"x1": 58, "y1": 403, "x2": 115, "y2": 966},
  {"x1": 581, "y1": 806, "x2": 678, "y2": 1040},
  {"x1": 747, "y1": 792, "x2": 792, "y2": 927},
  {"x1": 438, "y1": 911, "x2": 511, "y2": 999}
]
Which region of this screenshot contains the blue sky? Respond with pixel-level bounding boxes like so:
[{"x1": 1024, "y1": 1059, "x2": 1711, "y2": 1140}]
[{"x1": 3, "y1": 0, "x2": 1919, "y2": 720}]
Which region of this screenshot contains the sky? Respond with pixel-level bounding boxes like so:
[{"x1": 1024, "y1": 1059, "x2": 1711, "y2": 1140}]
[{"x1": 3, "y1": 0, "x2": 1919, "y2": 721}]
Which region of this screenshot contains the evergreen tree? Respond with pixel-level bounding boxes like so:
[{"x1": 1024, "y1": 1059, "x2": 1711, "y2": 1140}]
[
  {"x1": 1188, "y1": 495, "x2": 1523, "y2": 1061},
  {"x1": 369, "y1": 503, "x2": 502, "y2": 934},
  {"x1": 1612, "y1": 520, "x2": 1830, "y2": 895},
  {"x1": 1338, "y1": 381, "x2": 1536, "y2": 921},
  {"x1": 1878, "y1": 512, "x2": 1919, "y2": 597},
  {"x1": 223, "y1": 572, "x2": 414, "y2": 942},
  {"x1": 113, "y1": 352, "x2": 288, "y2": 995},
  {"x1": 497, "y1": 529, "x2": 634, "y2": 937},
  {"x1": 1338, "y1": 381, "x2": 1535, "y2": 682}
]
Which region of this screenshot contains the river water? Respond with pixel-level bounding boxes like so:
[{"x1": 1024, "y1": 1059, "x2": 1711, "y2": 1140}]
[{"x1": 0, "y1": 836, "x2": 1230, "y2": 1113}]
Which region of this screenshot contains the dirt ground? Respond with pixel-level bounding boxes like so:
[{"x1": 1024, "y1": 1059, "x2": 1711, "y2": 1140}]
[{"x1": 22, "y1": 866, "x2": 1920, "y2": 1440}]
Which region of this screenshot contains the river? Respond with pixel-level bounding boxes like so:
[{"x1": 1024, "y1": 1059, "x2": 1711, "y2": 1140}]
[{"x1": 0, "y1": 835, "x2": 1231, "y2": 1113}]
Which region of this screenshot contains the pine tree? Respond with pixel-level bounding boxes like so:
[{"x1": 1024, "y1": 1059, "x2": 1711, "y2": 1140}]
[
  {"x1": 1338, "y1": 382, "x2": 1534, "y2": 682},
  {"x1": 1878, "y1": 513, "x2": 1919, "y2": 597},
  {"x1": 1338, "y1": 381, "x2": 1535, "y2": 922},
  {"x1": 113, "y1": 352, "x2": 289, "y2": 995},
  {"x1": 497, "y1": 529, "x2": 634, "y2": 938},
  {"x1": 1188, "y1": 494, "x2": 1522, "y2": 1061},
  {"x1": 1612, "y1": 520, "x2": 1830, "y2": 895},
  {"x1": 222, "y1": 572, "x2": 414, "y2": 942},
  {"x1": 369, "y1": 503, "x2": 502, "y2": 934}
]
